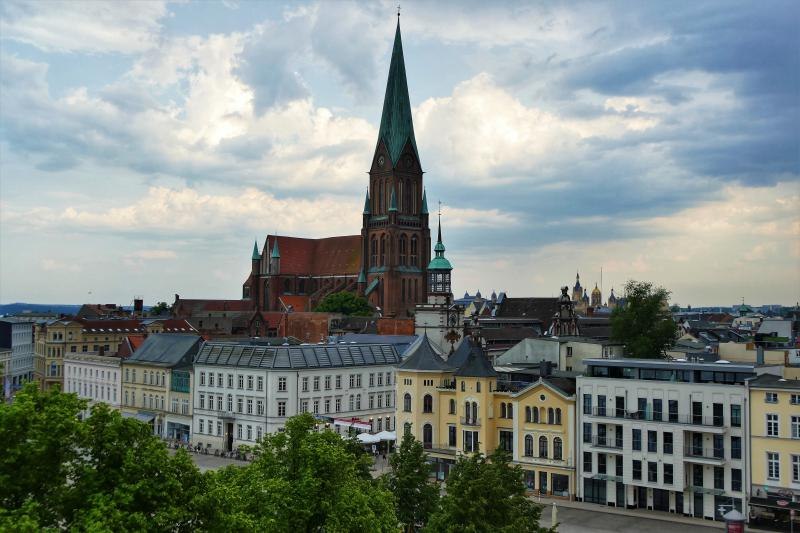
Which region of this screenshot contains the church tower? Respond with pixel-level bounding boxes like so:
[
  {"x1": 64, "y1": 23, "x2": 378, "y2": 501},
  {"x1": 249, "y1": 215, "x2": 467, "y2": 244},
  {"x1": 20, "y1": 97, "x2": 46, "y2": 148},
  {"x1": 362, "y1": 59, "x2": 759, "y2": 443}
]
[{"x1": 361, "y1": 18, "x2": 430, "y2": 317}]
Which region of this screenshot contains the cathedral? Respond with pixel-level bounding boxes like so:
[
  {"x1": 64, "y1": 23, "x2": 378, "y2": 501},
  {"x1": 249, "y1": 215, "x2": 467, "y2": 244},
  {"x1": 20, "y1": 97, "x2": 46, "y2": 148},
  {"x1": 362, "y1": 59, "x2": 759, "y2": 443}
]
[{"x1": 243, "y1": 19, "x2": 432, "y2": 318}]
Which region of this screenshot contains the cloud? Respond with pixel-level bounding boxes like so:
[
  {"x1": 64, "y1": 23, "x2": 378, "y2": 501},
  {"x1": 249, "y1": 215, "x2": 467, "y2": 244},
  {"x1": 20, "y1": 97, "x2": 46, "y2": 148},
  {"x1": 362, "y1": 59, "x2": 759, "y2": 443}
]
[
  {"x1": 41, "y1": 259, "x2": 81, "y2": 273},
  {"x1": 0, "y1": 0, "x2": 168, "y2": 54}
]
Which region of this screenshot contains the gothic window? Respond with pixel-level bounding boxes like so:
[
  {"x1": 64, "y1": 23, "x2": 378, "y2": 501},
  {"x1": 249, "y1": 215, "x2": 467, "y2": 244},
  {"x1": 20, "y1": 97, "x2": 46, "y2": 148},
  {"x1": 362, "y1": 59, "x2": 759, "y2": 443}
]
[
  {"x1": 378, "y1": 181, "x2": 383, "y2": 214},
  {"x1": 379, "y1": 235, "x2": 386, "y2": 265},
  {"x1": 410, "y1": 235, "x2": 418, "y2": 266},
  {"x1": 404, "y1": 179, "x2": 411, "y2": 213},
  {"x1": 423, "y1": 394, "x2": 433, "y2": 413},
  {"x1": 370, "y1": 237, "x2": 377, "y2": 267},
  {"x1": 412, "y1": 181, "x2": 417, "y2": 213},
  {"x1": 404, "y1": 393, "x2": 411, "y2": 412},
  {"x1": 398, "y1": 180, "x2": 404, "y2": 214},
  {"x1": 398, "y1": 235, "x2": 407, "y2": 265}
]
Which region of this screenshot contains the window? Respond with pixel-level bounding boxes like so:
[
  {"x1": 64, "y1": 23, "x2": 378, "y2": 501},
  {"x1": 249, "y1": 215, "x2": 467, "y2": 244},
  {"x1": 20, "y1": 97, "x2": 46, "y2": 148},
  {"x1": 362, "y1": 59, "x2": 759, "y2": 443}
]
[
  {"x1": 313, "y1": 400, "x2": 319, "y2": 414},
  {"x1": 767, "y1": 452, "x2": 780, "y2": 480},
  {"x1": 217, "y1": 373, "x2": 223, "y2": 387},
  {"x1": 199, "y1": 393, "x2": 205, "y2": 410},
  {"x1": 199, "y1": 419, "x2": 204, "y2": 434},
  {"x1": 767, "y1": 413, "x2": 779, "y2": 437},
  {"x1": 664, "y1": 463, "x2": 673, "y2": 485},
  {"x1": 403, "y1": 393, "x2": 411, "y2": 412},
  {"x1": 555, "y1": 408, "x2": 561, "y2": 424},
  {"x1": 349, "y1": 396, "x2": 354, "y2": 411},
  {"x1": 300, "y1": 400, "x2": 308, "y2": 413},
  {"x1": 583, "y1": 422, "x2": 592, "y2": 443},
  {"x1": 648, "y1": 430, "x2": 657, "y2": 453},
  {"x1": 257, "y1": 426, "x2": 263, "y2": 441},
  {"x1": 245, "y1": 375, "x2": 252, "y2": 390},
  {"x1": 583, "y1": 452, "x2": 592, "y2": 473},
  {"x1": 553, "y1": 438, "x2": 562, "y2": 460},
  {"x1": 324, "y1": 376, "x2": 331, "y2": 390},
  {"x1": 369, "y1": 373, "x2": 374, "y2": 387},
  {"x1": 449, "y1": 399, "x2": 456, "y2": 414},
  {"x1": 356, "y1": 374, "x2": 362, "y2": 387},
  {"x1": 731, "y1": 436, "x2": 742, "y2": 459},
  {"x1": 632, "y1": 429, "x2": 641, "y2": 451},
  {"x1": 714, "y1": 466, "x2": 724, "y2": 490},
  {"x1": 663, "y1": 432, "x2": 673, "y2": 454},
  {"x1": 668, "y1": 400, "x2": 678, "y2": 422},
  {"x1": 653, "y1": 399, "x2": 663, "y2": 421},
  {"x1": 257, "y1": 400, "x2": 264, "y2": 415},
  {"x1": 792, "y1": 415, "x2": 799, "y2": 439},
  {"x1": 247, "y1": 399, "x2": 253, "y2": 415},
  {"x1": 313, "y1": 376, "x2": 320, "y2": 391},
  {"x1": 616, "y1": 457, "x2": 623, "y2": 477},
  {"x1": 462, "y1": 430, "x2": 479, "y2": 453},
  {"x1": 583, "y1": 394, "x2": 592, "y2": 415},
  {"x1": 791, "y1": 394, "x2": 800, "y2": 405},
  {"x1": 237, "y1": 424, "x2": 242, "y2": 439},
  {"x1": 335, "y1": 375, "x2": 342, "y2": 389},
  {"x1": 386, "y1": 372, "x2": 392, "y2": 386},
  {"x1": 524, "y1": 435, "x2": 534, "y2": 456},
  {"x1": 548, "y1": 407, "x2": 555, "y2": 424},
  {"x1": 349, "y1": 374, "x2": 355, "y2": 388},
  {"x1": 257, "y1": 377, "x2": 264, "y2": 391},
  {"x1": 246, "y1": 425, "x2": 252, "y2": 440},
  {"x1": 632, "y1": 460, "x2": 641, "y2": 481},
  {"x1": 277, "y1": 376, "x2": 286, "y2": 392},
  {"x1": 277, "y1": 400, "x2": 286, "y2": 417},
  {"x1": 732, "y1": 468, "x2": 742, "y2": 491},
  {"x1": 598, "y1": 454, "x2": 607, "y2": 475},
  {"x1": 539, "y1": 436, "x2": 548, "y2": 458},
  {"x1": 237, "y1": 398, "x2": 243, "y2": 413},
  {"x1": 227, "y1": 374, "x2": 233, "y2": 388},
  {"x1": 301, "y1": 377, "x2": 309, "y2": 392},
  {"x1": 460, "y1": 381, "x2": 465, "y2": 392},
  {"x1": 217, "y1": 395, "x2": 223, "y2": 410},
  {"x1": 209, "y1": 373, "x2": 215, "y2": 387},
  {"x1": 335, "y1": 398, "x2": 341, "y2": 412},
  {"x1": 648, "y1": 462, "x2": 657, "y2": 483},
  {"x1": 423, "y1": 394, "x2": 433, "y2": 413},
  {"x1": 765, "y1": 392, "x2": 778, "y2": 403},
  {"x1": 227, "y1": 394, "x2": 233, "y2": 412},
  {"x1": 200, "y1": 372, "x2": 206, "y2": 386},
  {"x1": 217, "y1": 421, "x2": 222, "y2": 436},
  {"x1": 731, "y1": 404, "x2": 741, "y2": 427},
  {"x1": 238, "y1": 375, "x2": 244, "y2": 389},
  {"x1": 448, "y1": 426, "x2": 457, "y2": 447}
]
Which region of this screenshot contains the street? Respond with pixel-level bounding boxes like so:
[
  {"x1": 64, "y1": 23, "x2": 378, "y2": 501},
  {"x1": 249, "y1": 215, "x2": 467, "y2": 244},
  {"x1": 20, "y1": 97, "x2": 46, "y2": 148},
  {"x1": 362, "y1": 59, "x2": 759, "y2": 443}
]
[{"x1": 545, "y1": 505, "x2": 721, "y2": 532}]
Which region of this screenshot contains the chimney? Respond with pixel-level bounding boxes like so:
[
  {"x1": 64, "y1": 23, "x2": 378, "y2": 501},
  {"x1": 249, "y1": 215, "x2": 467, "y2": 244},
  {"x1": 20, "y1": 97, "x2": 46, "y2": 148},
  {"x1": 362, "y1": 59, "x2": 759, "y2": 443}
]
[
  {"x1": 756, "y1": 345, "x2": 764, "y2": 365},
  {"x1": 134, "y1": 298, "x2": 143, "y2": 317}
]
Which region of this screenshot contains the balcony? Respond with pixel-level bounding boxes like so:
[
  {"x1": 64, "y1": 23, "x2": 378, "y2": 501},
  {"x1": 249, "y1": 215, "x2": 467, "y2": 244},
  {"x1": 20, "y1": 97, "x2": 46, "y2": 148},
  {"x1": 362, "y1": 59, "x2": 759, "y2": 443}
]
[
  {"x1": 460, "y1": 417, "x2": 481, "y2": 427},
  {"x1": 437, "y1": 381, "x2": 456, "y2": 390},
  {"x1": 683, "y1": 446, "x2": 726, "y2": 465},
  {"x1": 585, "y1": 407, "x2": 726, "y2": 431},
  {"x1": 589, "y1": 436, "x2": 623, "y2": 451}
]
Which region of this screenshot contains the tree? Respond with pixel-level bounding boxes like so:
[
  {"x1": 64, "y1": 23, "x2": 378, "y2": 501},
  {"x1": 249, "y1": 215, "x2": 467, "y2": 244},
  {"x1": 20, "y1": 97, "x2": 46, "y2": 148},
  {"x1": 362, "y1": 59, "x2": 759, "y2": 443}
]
[
  {"x1": 149, "y1": 301, "x2": 173, "y2": 316},
  {"x1": 200, "y1": 413, "x2": 396, "y2": 532},
  {"x1": 426, "y1": 448, "x2": 553, "y2": 533},
  {"x1": 384, "y1": 432, "x2": 439, "y2": 531},
  {"x1": 314, "y1": 291, "x2": 373, "y2": 316},
  {"x1": 611, "y1": 280, "x2": 678, "y2": 358}
]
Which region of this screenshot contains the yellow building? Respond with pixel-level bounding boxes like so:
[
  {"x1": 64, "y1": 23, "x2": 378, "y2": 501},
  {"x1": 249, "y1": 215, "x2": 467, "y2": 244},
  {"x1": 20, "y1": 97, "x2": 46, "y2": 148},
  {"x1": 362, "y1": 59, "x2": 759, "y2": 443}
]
[
  {"x1": 747, "y1": 374, "x2": 800, "y2": 527},
  {"x1": 121, "y1": 334, "x2": 200, "y2": 439},
  {"x1": 396, "y1": 336, "x2": 576, "y2": 496},
  {"x1": 35, "y1": 317, "x2": 195, "y2": 391}
]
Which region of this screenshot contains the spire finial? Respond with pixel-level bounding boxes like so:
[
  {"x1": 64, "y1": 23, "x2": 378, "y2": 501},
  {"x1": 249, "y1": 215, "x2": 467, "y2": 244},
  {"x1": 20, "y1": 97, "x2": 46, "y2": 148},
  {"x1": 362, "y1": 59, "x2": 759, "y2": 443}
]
[{"x1": 397, "y1": 2, "x2": 401, "y2": 18}]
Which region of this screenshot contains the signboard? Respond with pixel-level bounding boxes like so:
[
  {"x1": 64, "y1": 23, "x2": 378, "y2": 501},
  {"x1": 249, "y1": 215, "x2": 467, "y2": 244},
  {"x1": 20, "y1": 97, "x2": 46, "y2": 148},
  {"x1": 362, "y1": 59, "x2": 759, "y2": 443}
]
[
  {"x1": 777, "y1": 500, "x2": 789, "y2": 507},
  {"x1": 726, "y1": 522, "x2": 743, "y2": 533}
]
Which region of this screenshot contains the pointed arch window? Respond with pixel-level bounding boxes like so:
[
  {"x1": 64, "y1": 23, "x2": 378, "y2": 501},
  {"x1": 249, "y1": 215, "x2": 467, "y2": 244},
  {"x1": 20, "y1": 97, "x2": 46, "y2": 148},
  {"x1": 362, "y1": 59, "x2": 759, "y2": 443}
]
[
  {"x1": 410, "y1": 235, "x2": 418, "y2": 266},
  {"x1": 398, "y1": 235, "x2": 407, "y2": 266},
  {"x1": 379, "y1": 235, "x2": 386, "y2": 266}
]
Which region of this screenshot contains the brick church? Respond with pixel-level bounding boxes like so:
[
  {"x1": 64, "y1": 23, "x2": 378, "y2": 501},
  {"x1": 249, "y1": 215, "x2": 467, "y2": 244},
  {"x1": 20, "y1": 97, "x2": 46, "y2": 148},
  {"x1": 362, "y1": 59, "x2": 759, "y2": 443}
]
[{"x1": 242, "y1": 19, "x2": 431, "y2": 318}]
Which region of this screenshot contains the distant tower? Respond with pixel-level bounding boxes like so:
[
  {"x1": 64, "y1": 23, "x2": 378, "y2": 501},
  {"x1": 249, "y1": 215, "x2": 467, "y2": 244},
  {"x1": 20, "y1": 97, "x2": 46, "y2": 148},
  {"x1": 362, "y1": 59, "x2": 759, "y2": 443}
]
[
  {"x1": 270, "y1": 238, "x2": 280, "y2": 275},
  {"x1": 608, "y1": 287, "x2": 618, "y2": 309},
  {"x1": 427, "y1": 213, "x2": 452, "y2": 305},
  {"x1": 553, "y1": 286, "x2": 579, "y2": 336},
  {"x1": 591, "y1": 283, "x2": 602, "y2": 308},
  {"x1": 572, "y1": 272, "x2": 583, "y2": 302}
]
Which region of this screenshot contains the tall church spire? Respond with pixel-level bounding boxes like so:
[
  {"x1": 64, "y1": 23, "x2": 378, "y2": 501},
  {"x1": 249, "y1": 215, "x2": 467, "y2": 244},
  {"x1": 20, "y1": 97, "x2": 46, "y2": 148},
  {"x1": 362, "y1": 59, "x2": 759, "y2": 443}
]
[{"x1": 378, "y1": 19, "x2": 418, "y2": 166}]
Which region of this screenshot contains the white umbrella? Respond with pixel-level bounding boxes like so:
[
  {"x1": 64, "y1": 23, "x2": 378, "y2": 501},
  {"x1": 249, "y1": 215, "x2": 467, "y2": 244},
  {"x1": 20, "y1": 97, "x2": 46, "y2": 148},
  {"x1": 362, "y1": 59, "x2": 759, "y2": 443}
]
[
  {"x1": 375, "y1": 431, "x2": 396, "y2": 441},
  {"x1": 357, "y1": 433, "x2": 381, "y2": 444}
]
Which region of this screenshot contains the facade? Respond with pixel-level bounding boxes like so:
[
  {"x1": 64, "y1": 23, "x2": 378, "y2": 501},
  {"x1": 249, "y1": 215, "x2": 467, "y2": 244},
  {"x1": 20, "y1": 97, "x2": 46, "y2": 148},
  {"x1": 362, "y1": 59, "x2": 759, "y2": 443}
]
[
  {"x1": 0, "y1": 318, "x2": 36, "y2": 392},
  {"x1": 64, "y1": 352, "x2": 122, "y2": 418},
  {"x1": 496, "y1": 336, "x2": 624, "y2": 373},
  {"x1": 576, "y1": 359, "x2": 757, "y2": 521},
  {"x1": 121, "y1": 334, "x2": 201, "y2": 438},
  {"x1": 191, "y1": 342, "x2": 401, "y2": 452},
  {"x1": 395, "y1": 335, "x2": 577, "y2": 493},
  {"x1": 747, "y1": 373, "x2": 800, "y2": 526},
  {"x1": 242, "y1": 20, "x2": 430, "y2": 318}
]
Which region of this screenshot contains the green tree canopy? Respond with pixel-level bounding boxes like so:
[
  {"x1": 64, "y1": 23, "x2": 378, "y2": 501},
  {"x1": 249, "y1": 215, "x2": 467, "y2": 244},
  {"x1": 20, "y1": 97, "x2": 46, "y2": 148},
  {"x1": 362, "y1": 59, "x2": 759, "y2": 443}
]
[
  {"x1": 426, "y1": 449, "x2": 553, "y2": 533},
  {"x1": 314, "y1": 291, "x2": 373, "y2": 316},
  {"x1": 149, "y1": 301, "x2": 173, "y2": 316},
  {"x1": 384, "y1": 432, "x2": 439, "y2": 532},
  {"x1": 611, "y1": 280, "x2": 679, "y2": 358},
  {"x1": 200, "y1": 413, "x2": 396, "y2": 532}
]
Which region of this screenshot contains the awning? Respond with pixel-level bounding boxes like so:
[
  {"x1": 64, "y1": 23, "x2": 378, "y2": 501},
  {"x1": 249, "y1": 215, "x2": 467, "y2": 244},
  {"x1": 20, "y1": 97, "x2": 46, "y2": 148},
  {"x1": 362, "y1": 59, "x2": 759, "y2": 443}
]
[
  {"x1": 334, "y1": 417, "x2": 371, "y2": 430},
  {"x1": 364, "y1": 278, "x2": 380, "y2": 296},
  {"x1": 357, "y1": 433, "x2": 381, "y2": 444},
  {"x1": 375, "y1": 430, "x2": 396, "y2": 441},
  {"x1": 122, "y1": 412, "x2": 156, "y2": 423}
]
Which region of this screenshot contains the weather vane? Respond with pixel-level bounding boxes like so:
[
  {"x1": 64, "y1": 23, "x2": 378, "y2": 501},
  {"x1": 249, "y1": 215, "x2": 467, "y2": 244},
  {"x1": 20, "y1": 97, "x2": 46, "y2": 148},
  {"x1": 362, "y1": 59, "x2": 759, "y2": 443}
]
[
  {"x1": 438, "y1": 199, "x2": 442, "y2": 216},
  {"x1": 397, "y1": 3, "x2": 401, "y2": 17}
]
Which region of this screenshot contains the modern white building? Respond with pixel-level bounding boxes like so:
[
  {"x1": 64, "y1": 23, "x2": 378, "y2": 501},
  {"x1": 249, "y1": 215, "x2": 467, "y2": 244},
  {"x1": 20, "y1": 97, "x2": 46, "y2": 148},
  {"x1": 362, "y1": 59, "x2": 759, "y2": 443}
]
[
  {"x1": 64, "y1": 352, "x2": 122, "y2": 417},
  {"x1": 576, "y1": 358, "x2": 760, "y2": 521},
  {"x1": 192, "y1": 342, "x2": 401, "y2": 452},
  {"x1": 0, "y1": 318, "x2": 36, "y2": 394}
]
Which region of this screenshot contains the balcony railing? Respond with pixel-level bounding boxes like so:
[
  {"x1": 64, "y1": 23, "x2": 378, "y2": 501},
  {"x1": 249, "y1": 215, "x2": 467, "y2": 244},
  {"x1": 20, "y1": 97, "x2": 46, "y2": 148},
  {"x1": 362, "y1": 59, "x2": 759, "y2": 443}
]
[
  {"x1": 591, "y1": 436, "x2": 623, "y2": 450},
  {"x1": 684, "y1": 446, "x2": 725, "y2": 460},
  {"x1": 460, "y1": 417, "x2": 481, "y2": 427},
  {"x1": 586, "y1": 407, "x2": 723, "y2": 427}
]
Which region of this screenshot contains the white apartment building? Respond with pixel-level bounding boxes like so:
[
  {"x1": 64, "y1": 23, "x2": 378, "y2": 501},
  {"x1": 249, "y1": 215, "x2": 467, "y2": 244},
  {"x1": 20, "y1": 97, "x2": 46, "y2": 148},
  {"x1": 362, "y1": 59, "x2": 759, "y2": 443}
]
[
  {"x1": 64, "y1": 352, "x2": 122, "y2": 417},
  {"x1": 0, "y1": 318, "x2": 36, "y2": 392},
  {"x1": 577, "y1": 358, "x2": 760, "y2": 522},
  {"x1": 192, "y1": 342, "x2": 401, "y2": 452}
]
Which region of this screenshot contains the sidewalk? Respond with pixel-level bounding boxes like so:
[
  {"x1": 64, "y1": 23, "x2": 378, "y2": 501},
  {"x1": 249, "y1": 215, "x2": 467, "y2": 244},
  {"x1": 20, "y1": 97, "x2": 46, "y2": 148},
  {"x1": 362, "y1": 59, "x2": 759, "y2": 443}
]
[{"x1": 533, "y1": 495, "x2": 774, "y2": 533}]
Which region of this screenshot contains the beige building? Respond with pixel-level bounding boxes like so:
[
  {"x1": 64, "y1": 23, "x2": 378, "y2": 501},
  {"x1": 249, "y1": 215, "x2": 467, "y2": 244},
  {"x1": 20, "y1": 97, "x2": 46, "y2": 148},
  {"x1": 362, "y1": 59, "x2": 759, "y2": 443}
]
[
  {"x1": 396, "y1": 336, "x2": 577, "y2": 496},
  {"x1": 121, "y1": 334, "x2": 200, "y2": 439},
  {"x1": 747, "y1": 373, "x2": 800, "y2": 528}
]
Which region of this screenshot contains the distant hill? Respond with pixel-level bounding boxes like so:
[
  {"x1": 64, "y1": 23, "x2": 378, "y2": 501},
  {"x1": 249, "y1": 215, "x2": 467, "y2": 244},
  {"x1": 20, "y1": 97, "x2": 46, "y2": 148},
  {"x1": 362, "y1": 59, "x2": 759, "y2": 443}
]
[{"x1": 0, "y1": 303, "x2": 83, "y2": 316}]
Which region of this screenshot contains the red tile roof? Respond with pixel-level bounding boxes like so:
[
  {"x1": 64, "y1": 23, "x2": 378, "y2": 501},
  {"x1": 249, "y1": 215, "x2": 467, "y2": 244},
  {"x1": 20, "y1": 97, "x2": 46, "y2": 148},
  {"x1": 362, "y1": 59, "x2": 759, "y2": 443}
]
[{"x1": 264, "y1": 234, "x2": 361, "y2": 276}]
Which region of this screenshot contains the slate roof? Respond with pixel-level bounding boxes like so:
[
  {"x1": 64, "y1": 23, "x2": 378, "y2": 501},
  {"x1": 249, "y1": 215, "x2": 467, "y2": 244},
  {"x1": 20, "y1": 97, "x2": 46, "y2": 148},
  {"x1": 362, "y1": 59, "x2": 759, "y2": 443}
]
[
  {"x1": 495, "y1": 297, "x2": 559, "y2": 328},
  {"x1": 126, "y1": 333, "x2": 202, "y2": 367},
  {"x1": 338, "y1": 333, "x2": 418, "y2": 355},
  {"x1": 378, "y1": 20, "x2": 418, "y2": 165},
  {"x1": 195, "y1": 342, "x2": 401, "y2": 369},
  {"x1": 262, "y1": 235, "x2": 361, "y2": 276},
  {"x1": 447, "y1": 337, "x2": 475, "y2": 368},
  {"x1": 454, "y1": 345, "x2": 498, "y2": 378},
  {"x1": 748, "y1": 373, "x2": 800, "y2": 391},
  {"x1": 398, "y1": 335, "x2": 452, "y2": 371}
]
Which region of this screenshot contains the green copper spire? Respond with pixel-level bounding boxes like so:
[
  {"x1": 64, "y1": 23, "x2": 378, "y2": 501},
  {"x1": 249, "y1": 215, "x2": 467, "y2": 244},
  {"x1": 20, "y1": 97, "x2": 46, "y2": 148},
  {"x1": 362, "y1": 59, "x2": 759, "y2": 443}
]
[
  {"x1": 428, "y1": 213, "x2": 451, "y2": 270},
  {"x1": 271, "y1": 238, "x2": 280, "y2": 259},
  {"x1": 378, "y1": 19, "x2": 418, "y2": 166},
  {"x1": 358, "y1": 268, "x2": 366, "y2": 284},
  {"x1": 363, "y1": 189, "x2": 371, "y2": 214},
  {"x1": 252, "y1": 240, "x2": 260, "y2": 260},
  {"x1": 421, "y1": 188, "x2": 428, "y2": 214},
  {"x1": 389, "y1": 187, "x2": 398, "y2": 211}
]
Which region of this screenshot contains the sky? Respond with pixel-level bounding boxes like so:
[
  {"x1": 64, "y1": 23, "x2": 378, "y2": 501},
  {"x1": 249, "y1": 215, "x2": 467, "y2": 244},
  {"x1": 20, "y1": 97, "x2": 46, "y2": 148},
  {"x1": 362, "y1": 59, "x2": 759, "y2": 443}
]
[{"x1": 0, "y1": 0, "x2": 798, "y2": 308}]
